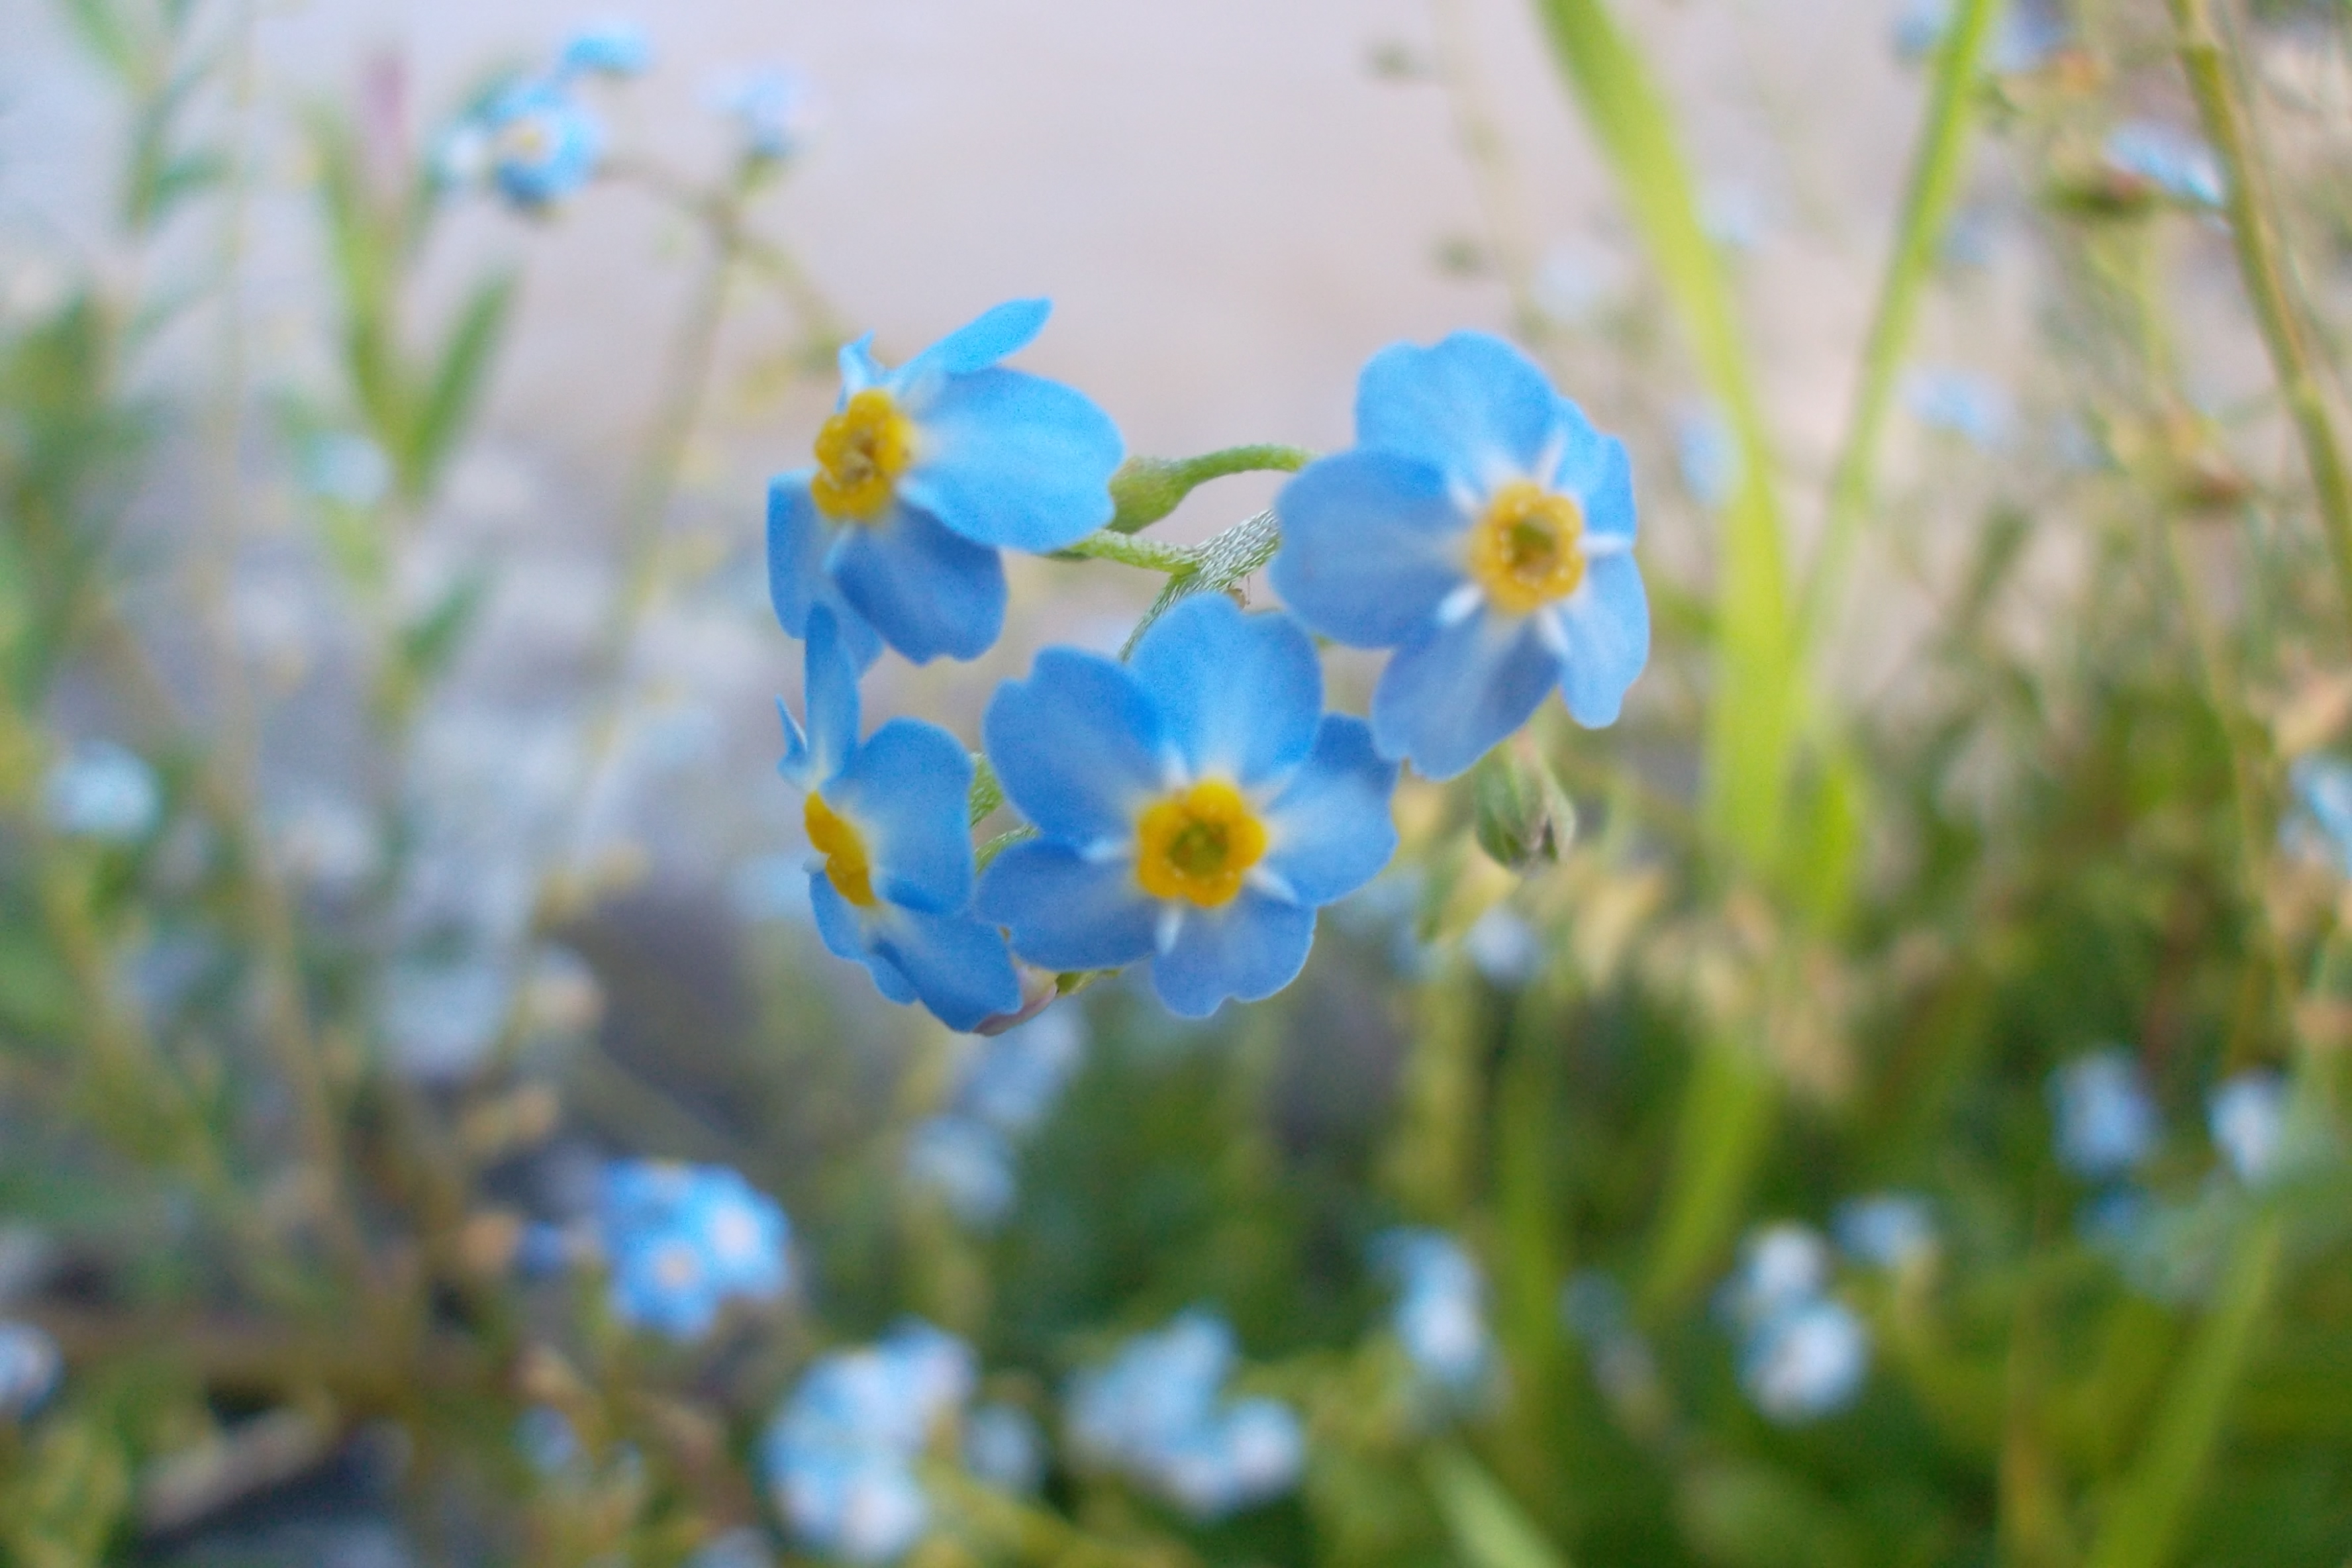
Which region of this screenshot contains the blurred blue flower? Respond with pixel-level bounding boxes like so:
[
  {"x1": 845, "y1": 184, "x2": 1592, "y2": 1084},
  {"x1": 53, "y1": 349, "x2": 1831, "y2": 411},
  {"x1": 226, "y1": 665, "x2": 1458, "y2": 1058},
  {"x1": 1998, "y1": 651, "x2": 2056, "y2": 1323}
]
[
  {"x1": 962, "y1": 1402, "x2": 1046, "y2": 1494},
  {"x1": 1739, "y1": 1297, "x2": 1869, "y2": 1423},
  {"x1": 1905, "y1": 368, "x2": 2012, "y2": 450},
  {"x1": 1461, "y1": 906, "x2": 1541, "y2": 987},
  {"x1": 762, "y1": 1320, "x2": 975, "y2": 1563},
  {"x1": 299, "y1": 432, "x2": 393, "y2": 509},
  {"x1": 2288, "y1": 754, "x2": 2352, "y2": 875},
  {"x1": 1375, "y1": 1228, "x2": 1493, "y2": 1398},
  {"x1": 44, "y1": 741, "x2": 160, "y2": 842},
  {"x1": 1892, "y1": 0, "x2": 2067, "y2": 73},
  {"x1": 979, "y1": 596, "x2": 1399, "y2": 1018},
  {"x1": 0, "y1": 1320, "x2": 60, "y2": 1419},
  {"x1": 1273, "y1": 331, "x2": 1649, "y2": 779},
  {"x1": 954, "y1": 1009, "x2": 1085, "y2": 1135},
  {"x1": 2105, "y1": 121, "x2": 2226, "y2": 210},
  {"x1": 2208, "y1": 1070, "x2": 2288, "y2": 1185},
  {"x1": 904, "y1": 1114, "x2": 1017, "y2": 1228},
  {"x1": 1832, "y1": 1192, "x2": 1938, "y2": 1270},
  {"x1": 558, "y1": 22, "x2": 652, "y2": 79},
  {"x1": 2051, "y1": 1050, "x2": 2160, "y2": 1180},
  {"x1": 1717, "y1": 1222, "x2": 1832, "y2": 1332},
  {"x1": 768, "y1": 299, "x2": 1123, "y2": 665},
  {"x1": 596, "y1": 1159, "x2": 792, "y2": 1340},
  {"x1": 779, "y1": 606, "x2": 1020, "y2": 1030},
  {"x1": 714, "y1": 68, "x2": 810, "y2": 160},
  {"x1": 1673, "y1": 405, "x2": 1740, "y2": 510},
  {"x1": 1066, "y1": 1309, "x2": 1304, "y2": 1520},
  {"x1": 471, "y1": 79, "x2": 604, "y2": 209}
]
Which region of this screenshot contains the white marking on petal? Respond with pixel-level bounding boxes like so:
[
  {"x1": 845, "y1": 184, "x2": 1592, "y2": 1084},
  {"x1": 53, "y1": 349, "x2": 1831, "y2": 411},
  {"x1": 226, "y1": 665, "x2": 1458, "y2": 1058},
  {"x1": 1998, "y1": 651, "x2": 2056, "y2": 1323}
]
[
  {"x1": 1437, "y1": 583, "x2": 1485, "y2": 628},
  {"x1": 1583, "y1": 533, "x2": 1632, "y2": 559},
  {"x1": 1536, "y1": 607, "x2": 1574, "y2": 660},
  {"x1": 1155, "y1": 904, "x2": 1185, "y2": 955},
  {"x1": 1248, "y1": 866, "x2": 1300, "y2": 905},
  {"x1": 803, "y1": 854, "x2": 828, "y2": 874},
  {"x1": 1081, "y1": 837, "x2": 1135, "y2": 865}
]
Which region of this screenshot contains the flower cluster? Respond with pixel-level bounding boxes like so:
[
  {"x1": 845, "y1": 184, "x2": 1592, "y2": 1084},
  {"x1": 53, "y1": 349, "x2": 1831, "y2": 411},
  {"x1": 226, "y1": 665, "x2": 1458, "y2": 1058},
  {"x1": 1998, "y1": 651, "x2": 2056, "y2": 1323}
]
[
  {"x1": 761, "y1": 306, "x2": 1647, "y2": 1026},
  {"x1": 1716, "y1": 1223, "x2": 1871, "y2": 1424},
  {"x1": 1065, "y1": 1309, "x2": 1305, "y2": 1520},
  {"x1": 438, "y1": 26, "x2": 649, "y2": 210},
  {"x1": 522, "y1": 1159, "x2": 792, "y2": 1341},
  {"x1": 1374, "y1": 1228, "x2": 1493, "y2": 1401},
  {"x1": 760, "y1": 1320, "x2": 975, "y2": 1564}
]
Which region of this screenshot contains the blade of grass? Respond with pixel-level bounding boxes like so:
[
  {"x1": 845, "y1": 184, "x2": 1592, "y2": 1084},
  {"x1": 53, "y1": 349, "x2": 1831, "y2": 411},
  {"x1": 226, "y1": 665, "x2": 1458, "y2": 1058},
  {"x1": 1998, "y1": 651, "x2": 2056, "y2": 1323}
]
[
  {"x1": 1798, "y1": 0, "x2": 2004, "y2": 655},
  {"x1": 1530, "y1": 0, "x2": 1796, "y2": 870},
  {"x1": 1426, "y1": 1445, "x2": 1576, "y2": 1568},
  {"x1": 2168, "y1": 0, "x2": 2352, "y2": 639}
]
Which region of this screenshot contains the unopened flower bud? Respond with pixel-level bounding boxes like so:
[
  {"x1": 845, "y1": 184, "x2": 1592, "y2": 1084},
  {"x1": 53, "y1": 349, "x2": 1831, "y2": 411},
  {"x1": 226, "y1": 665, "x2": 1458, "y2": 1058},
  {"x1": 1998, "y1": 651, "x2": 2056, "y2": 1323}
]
[{"x1": 1470, "y1": 740, "x2": 1575, "y2": 872}]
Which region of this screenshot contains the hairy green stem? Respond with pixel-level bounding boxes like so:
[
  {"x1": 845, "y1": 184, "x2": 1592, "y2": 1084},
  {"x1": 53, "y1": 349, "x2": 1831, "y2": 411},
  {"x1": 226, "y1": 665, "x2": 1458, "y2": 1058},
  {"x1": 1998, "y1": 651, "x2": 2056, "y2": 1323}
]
[
  {"x1": 1104, "y1": 446, "x2": 1312, "y2": 535},
  {"x1": 2169, "y1": 0, "x2": 2352, "y2": 635},
  {"x1": 1061, "y1": 529, "x2": 1197, "y2": 574},
  {"x1": 1798, "y1": 0, "x2": 2002, "y2": 652}
]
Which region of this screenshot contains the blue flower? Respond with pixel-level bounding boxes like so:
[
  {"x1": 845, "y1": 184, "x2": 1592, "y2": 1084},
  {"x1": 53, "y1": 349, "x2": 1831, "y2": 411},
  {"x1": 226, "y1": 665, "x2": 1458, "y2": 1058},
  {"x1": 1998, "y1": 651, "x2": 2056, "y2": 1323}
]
[
  {"x1": 768, "y1": 300, "x2": 1123, "y2": 665},
  {"x1": 467, "y1": 79, "x2": 604, "y2": 209},
  {"x1": 558, "y1": 23, "x2": 652, "y2": 79},
  {"x1": 713, "y1": 68, "x2": 810, "y2": 160},
  {"x1": 2104, "y1": 120, "x2": 2226, "y2": 210},
  {"x1": 1716, "y1": 1222, "x2": 1832, "y2": 1332},
  {"x1": 1832, "y1": 1192, "x2": 1938, "y2": 1270},
  {"x1": 1738, "y1": 1297, "x2": 1869, "y2": 1424},
  {"x1": 2208, "y1": 1071, "x2": 2288, "y2": 1186},
  {"x1": 596, "y1": 1159, "x2": 792, "y2": 1340},
  {"x1": 43, "y1": 740, "x2": 160, "y2": 842},
  {"x1": 1066, "y1": 1310, "x2": 1304, "y2": 1520},
  {"x1": 2288, "y1": 754, "x2": 2352, "y2": 874},
  {"x1": 1904, "y1": 368, "x2": 2012, "y2": 450},
  {"x1": 0, "y1": 1320, "x2": 61, "y2": 1419},
  {"x1": 762, "y1": 1320, "x2": 975, "y2": 1564},
  {"x1": 904, "y1": 1114, "x2": 1018, "y2": 1228},
  {"x1": 1271, "y1": 332, "x2": 1649, "y2": 780},
  {"x1": 1375, "y1": 1229, "x2": 1493, "y2": 1398},
  {"x1": 779, "y1": 607, "x2": 1020, "y2": 1029},
  {"x1": 2050, "y1": 1050, "x2": 2160, "y2": 1180},
  {"x1": 977, "y1": 596, "x2": 1399, "y2": 1018}
]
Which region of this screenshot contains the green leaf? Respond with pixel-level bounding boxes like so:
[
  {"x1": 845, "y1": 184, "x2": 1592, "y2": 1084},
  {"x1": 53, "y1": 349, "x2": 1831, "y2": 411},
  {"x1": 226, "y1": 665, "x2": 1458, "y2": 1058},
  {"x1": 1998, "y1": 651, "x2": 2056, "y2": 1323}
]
[
  {"x1": 58, "y1": 0, "x2": 138, "y2": 81},
  {"x1": 404, "y1": 273, "x2": 515, "y2": 501},
  {"x1": 397, "y1": 569, "x2": 492, "y2": 689},
  {"x1": 1530, "y1": 0, "x2": 1796, "y2": 870},
  {"x1": 1425, "y1": 1446, "x2": 1574, "y2": 1568}
]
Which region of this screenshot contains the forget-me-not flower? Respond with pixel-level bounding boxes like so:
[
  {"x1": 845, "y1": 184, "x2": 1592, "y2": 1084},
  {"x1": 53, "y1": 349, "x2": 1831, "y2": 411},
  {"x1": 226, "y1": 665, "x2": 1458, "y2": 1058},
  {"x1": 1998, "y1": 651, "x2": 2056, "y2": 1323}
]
[
  {"x1": 1271, "y1": 332, "x2": 1649, "y2": 780},
  {"x1": 1066, "y1": 1309, "x2": 1305, "y2": 1520},
  {"x1": 449, "y1": 77, "x2": 604, "y2": 209},
  {"x1": 43, "y1": 741, "x2": 161, "y2": 842},
  {"x1": 1739, "y1": 1297, "x2": 1870, "y2": 1423},
  {"x1": 2288, "y1": 754, "x2": 2352, "y2": 875},
  {"x1": 2051, "y1": 1050, "x2": 2160, "y2": 1180},
  {"x1": 2104, "y1": 121, "x2": 2226, "y2": 210},
  {"x1": 714, "y1": 68, "x2": 810, "y2": 161},
  {"x1": 768, "y1": 300, "x2": 1123, "y2": 666},
  {"x1": 962, "y1": 1402, "x2": 1046, "y2": 1494},
  {"x1": 1375, "y1": 1228, "x2": 1493, "y2": 1398},
  {"x1": 595, "y1": 1159, "x2": 792, "y2": 1340},
  {"x1": 0, "y1": 1321, "x2": 61, "y2": 1419},
  {"x1": 781, "y1": 607, "x2": 1020, "y2": 1030},
  {"x1": 762, "y1": 1320, "x2": 975, "y2": 1563},
  {"x1": 2208, "y1": 1071, "x2": 2288, "y2": 1186},
  {"x1": 1832, "y1": 1192, "x2": 1938, "y2": 1271},
  {"x1": 557, "y1": 23, "x2": 652, "y2": 79},
  {"x1": 904, "y1": 1114, "x2": 1018, "y2": 1228},
  {"x1": 978, "y1": 596, "x2": 1399, "y2": 1017}
]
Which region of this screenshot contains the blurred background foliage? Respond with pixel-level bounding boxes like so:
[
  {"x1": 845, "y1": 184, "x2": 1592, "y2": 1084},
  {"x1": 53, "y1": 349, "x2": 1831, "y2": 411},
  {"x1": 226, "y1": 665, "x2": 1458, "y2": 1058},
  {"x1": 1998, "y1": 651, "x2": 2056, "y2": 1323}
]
[{"x1": 2, "y1": 0, "x2": 2351, "y2": 1565}]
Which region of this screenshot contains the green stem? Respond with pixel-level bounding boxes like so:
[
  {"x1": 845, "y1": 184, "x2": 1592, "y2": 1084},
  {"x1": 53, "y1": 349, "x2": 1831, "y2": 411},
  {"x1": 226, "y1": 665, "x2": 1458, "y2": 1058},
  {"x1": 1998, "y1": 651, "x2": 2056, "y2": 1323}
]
[
  {"x1": 967, "y1": 755, "x2": 1004, "y2": 826},
  {"x1": 1638, "y1": 1028, "x2": 1777, "y2": 1318},
  {"x1": 1060, "y1": 530, "x2": 1197, "y2": 574},
  {"x1": 2169, "y1": 0, "x2": 2352, "y2": 635},
  {"x1": 2083, "y1": 1217, "x2": 2283, "y2": 1568},
  {"x1": 1797, "y1": 0, "x2": 2002, "y2": 652},
  {"x1": 1104, "y1": 446, "x2": 1312, "y2": 535}
]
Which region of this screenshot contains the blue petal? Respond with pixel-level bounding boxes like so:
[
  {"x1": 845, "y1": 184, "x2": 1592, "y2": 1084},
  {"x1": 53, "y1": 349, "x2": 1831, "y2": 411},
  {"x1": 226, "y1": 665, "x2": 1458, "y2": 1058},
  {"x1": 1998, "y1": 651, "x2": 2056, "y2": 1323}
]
[
  {"x1": 810, "y1": 873, "x2": 918, "y2": 1005},
  {"x1": 767, "y1": 475, "x2": 882, "y2": 669},
  {"x1": 983, "y1": 650, "x2": 1165, "y2": 846},
  {"x1": 1129, "y1": 597, "x2": 1320, "y2": 789},
  {"x1": 1559, "y1": 428, "x2": 1637, "y2": 546},
  {"x1": 898, "y1": 369, "x2": 1122, "y2": 552},
  {"x1": 1371, "y1": 612, "x2": 1558, "y2": 781},
  {"x1": 777, "y1": 698, "x2": 812, "y2": 791},
  {"x1": 1270, "y1": 451, "x2": 1467, "y2": 649},
  {"x1": 1545, "y1": 552, "x2": 1649, "y2": 728},
  {"x1": 976, "y1": 841, "x2": 1159, "y2": 972},
  {"x1": 1259, "y1": 716, "x2": 1398, "y2": 906},
  {"x1": 869, "y1": 906, "x2": 1022, "y2": 1031},
  {"x1": 1150, "y1": 892, "x2": 1316, "y2": 1018},
  {"x1": 803, "y1": 605, "x2": 862, "y2": 787},
  {"x1": 1355, "y1": 332, "x2": 1566, "y2": 492},
  {"x1": 838, "y1": 334, "x2": 888, "y2": 395},
  {"x1": 824, "y1": 718, "x2": 975, "y2": 914},
  {"x1": 830, "y1": 503, "x2": 1007, "y2": 663},
  {"x1": 895, "y1": 299, "x2": 1052, "y2": 389}
]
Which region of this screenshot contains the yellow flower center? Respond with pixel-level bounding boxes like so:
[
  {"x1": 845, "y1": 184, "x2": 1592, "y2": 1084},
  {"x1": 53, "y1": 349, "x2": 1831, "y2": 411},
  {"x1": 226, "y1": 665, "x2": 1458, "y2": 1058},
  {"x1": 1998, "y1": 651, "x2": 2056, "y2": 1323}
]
[
  {"x1": 1466, "y1": 479, "x2": 1587, "y2": 616},
  {"x1": 810, "y1": 388, "x2": 916, "y2": 522},
  {"x1": 496, "y1": 115, "x2": 556, "y2": 166},
  {"x1": 805, "y1": 791, "x2": 877, "y2": 908},
  {"x1": 1135, "y1": 780, "x2": 1267, "y2": 907}
]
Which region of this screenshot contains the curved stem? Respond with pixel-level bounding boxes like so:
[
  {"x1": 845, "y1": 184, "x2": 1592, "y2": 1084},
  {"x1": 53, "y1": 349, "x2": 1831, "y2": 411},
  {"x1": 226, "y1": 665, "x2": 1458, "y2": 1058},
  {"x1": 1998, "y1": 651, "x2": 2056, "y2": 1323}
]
[
  {"x1": 2169, "y1": 0, "x2": 2352, "y2": 636},
  {"x1": 1104, "y1": 446, "x2": 1312, "y2": 534}
]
